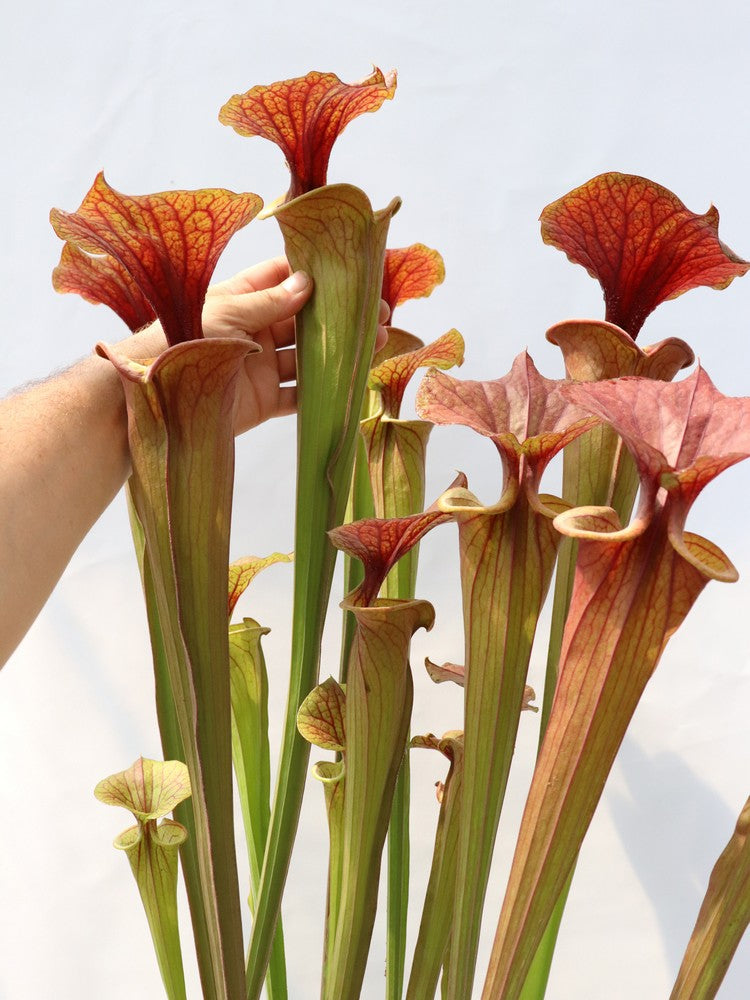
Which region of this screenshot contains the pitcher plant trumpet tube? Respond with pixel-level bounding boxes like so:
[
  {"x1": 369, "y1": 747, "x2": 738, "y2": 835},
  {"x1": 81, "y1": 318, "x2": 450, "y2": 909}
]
[
  {"x1": 540, "y1": 317, "x2": 695, "y2": 726},
  {"x1": 525, "y1": 170, "x2": 746, "y2": 998},
  {"x1": 670, "y1": 795, "x2": 750, "y2": 1000},
  {"x1": 482, "y1": 367, "x2": 750, "y2": 999},
  {"x1": 95, "y1": 758, "x2": 192, "y2": 1000},
  {"x1": 416, "y1": 351, "x2": 597, "y2": 999},
  {"x1": 363, "y1": 324, "x2": 463, "y2": 998},
  {"x1": 316, "y1": 495, "x2": 460, "y2": 1000},
  {"x1": 227, "y1": 553, "x2": 293, "y2": 1000},
  {"x1": 221, "y1": 68, "x2": 401, "y2": 996},
  {"x1": 51, "y1": 174, "x2": 262, "y2": 1000}
]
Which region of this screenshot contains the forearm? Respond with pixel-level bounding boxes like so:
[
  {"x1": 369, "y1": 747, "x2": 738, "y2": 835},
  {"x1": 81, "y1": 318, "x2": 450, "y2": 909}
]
[{"x1": 0, "y1": 327, "x2": 163, "y2": 666}]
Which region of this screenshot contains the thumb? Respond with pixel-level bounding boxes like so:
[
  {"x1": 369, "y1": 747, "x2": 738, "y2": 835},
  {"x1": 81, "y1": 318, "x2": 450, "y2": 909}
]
[{"x1": 233, "y1": 269, "x2": 313, "y2": 329}]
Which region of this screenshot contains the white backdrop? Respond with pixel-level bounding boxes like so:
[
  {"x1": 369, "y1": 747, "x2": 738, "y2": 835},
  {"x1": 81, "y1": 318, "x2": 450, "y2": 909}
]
[{"x1": 1, "y1": 1, "x2": 749, "y2": 997}]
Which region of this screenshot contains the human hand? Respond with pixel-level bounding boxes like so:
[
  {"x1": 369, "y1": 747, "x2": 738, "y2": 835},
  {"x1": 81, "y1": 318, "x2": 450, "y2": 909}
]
[
  {"x1": 203, "y1": 256, "x2": 312, "y2": 432},
  {"x1": 124, "y1": 256, "x2": 389, "y2": 433}
]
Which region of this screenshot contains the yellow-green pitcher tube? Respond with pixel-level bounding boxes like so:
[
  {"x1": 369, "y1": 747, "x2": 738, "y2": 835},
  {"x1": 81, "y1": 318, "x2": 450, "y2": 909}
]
[
  {"x1": 101, "y1": 339, "x2": 253, "y2": 1000},
  {"x1": 325, "y1": 597, "x2": 434, "y2": 1000},
  {"x1": 244, "y1": 184, "x2": 399, "y2": 998},
  {"x1": 670, "y1": 796, "x2": 750, "y2": 1000},
  {"x1": 523, "y1": 322, "x2": 694, "y2": 1000}
]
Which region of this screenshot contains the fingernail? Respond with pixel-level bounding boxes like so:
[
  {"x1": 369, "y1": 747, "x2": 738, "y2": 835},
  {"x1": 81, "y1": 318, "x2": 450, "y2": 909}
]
[{"x1": 282, "y1": 270, "x2": 311, "y2": 294}]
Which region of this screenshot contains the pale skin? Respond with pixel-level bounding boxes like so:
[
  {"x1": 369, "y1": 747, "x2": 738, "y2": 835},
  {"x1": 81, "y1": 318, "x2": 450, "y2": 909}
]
[{"x1": 0, "y1": 257, "x2": 389, "y2": 666}]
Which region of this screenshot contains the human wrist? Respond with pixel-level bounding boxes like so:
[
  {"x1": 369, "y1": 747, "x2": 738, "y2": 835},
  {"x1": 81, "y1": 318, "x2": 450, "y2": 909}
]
[{"x1": 111, "y1": 322, "x2": 167, "y2": 363}]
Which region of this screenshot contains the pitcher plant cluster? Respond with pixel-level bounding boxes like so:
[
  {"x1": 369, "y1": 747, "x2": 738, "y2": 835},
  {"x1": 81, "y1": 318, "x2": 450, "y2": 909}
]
[{"x1": 49, "y1": 67, "x2": 750, "y2": 999}]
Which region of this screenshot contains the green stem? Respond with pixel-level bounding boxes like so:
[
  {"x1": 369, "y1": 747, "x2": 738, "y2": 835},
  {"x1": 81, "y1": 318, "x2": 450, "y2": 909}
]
[
  {"x1": 386, "y1": 756, "x2": 410, "y2": 1000},
  {"x1": 517, "y1": 868, "x2": 574, "y2": 1000}
]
